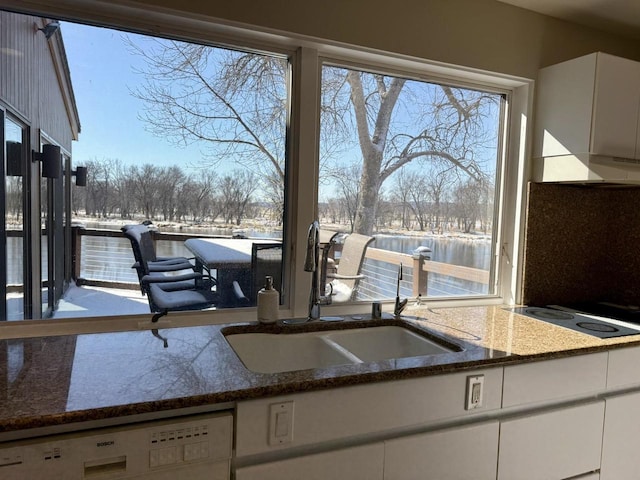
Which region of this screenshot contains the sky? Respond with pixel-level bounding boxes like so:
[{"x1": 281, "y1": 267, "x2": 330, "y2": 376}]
[{"x1": 62, "y1": 22, "x2": 208, "y2": 172}]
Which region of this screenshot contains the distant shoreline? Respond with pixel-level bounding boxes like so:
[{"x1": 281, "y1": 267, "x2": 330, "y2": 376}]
[{"x1": 71, "y1": 215, "x2": 492, "y2": 242}]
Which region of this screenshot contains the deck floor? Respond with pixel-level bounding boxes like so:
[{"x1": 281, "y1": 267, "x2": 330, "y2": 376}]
[{"x1": 53, "y1": 284, "x2": 151, "y2": 319}]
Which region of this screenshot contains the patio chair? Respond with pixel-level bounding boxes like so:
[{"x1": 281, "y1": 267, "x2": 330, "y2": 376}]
[
  {"x1": 122, "y1": 224, "x2": 218, "y2": 317},
  {"x1": 144, "y1": 279, "x2": 218, "y2": 317},
  {"x1": 232, "y1": 243, "x2": 283, "y2": 306},
  {"x1": 326, "y1": 233, "x2": 375, "y2": 302},
  {"x1": 122, "y1": 224, "x2": 198, "y2": 291}
]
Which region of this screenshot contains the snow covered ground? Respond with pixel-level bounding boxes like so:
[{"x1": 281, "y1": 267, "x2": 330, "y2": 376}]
[{"x1": 53, "y1": 283, "x2": 151, "y2": 318}]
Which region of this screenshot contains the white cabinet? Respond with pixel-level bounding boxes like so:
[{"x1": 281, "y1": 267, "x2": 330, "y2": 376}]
[
  {"x1": 601, "y1": 391, "x2": 640, "y2": 479},
  {"x1": 235, "y1": 369, "x2": 503, "y2": 457},
  {"x1": 235, "y1": 443, "x2": 384, "y2": 480},
  {"x1": 606, "y1": 345, "x2": 640, "y2": 389},
  {"x1": 497, "y1": 401, "x2": 604, "y2": 480},
  {"x1": 534, "y1": 52, "x2": 640, "y2": 159},
  {"x1": 502, "y1": 352, "x2": 607, "y2": 408},
  {"x1": 384, "y1": 422, "x2": 499, "y2": 480},
  {"x1": 234, "y1": 368, "x2": 503, "y2": 478}
]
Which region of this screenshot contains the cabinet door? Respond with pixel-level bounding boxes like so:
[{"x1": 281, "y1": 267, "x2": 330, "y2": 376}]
[
  {"x1": 234, "y1": 443, "x2": 384, "y2": 480},
  {"x1": 498, "y1": 401, "x2": 604, "y2": 480},
  {"x1": 591, "y1": 53, "x2": 640, "y2": 158},
  {"x1": 601, "y1": 391, "x2": 640, "y2": 479},
  {"x1": 384, "y1": 422, "x2": 499, "y2": 480}
]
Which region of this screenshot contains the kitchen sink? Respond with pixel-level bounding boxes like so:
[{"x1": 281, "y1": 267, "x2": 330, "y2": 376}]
[
  {"x1": 225, "y1": 332, "x2": 359, "y2": 374},
  {"x1": 324, "y1": 326, "x2": 452, "y2": 362},
  {"x1": 224, "y1": 324, "x2": 457, "y2": 374}
]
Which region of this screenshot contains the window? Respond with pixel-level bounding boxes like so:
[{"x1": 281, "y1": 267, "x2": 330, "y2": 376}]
[
  {"x1": 62, "y1": 23, "x2": 290, "y2": 317},
  {"x1": 318, "y1": 64, "x2": 505, "y2": 302},
  {"x1": 0, "y1": 4, "x2": 528, "y2": 328},
  {"x1": 2, "y1": 11, "x2": 291, "y2": 320}
]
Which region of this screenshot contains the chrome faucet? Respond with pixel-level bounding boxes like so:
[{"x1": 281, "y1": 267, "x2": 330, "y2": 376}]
[
  {"x1": 394, "y1": 263, "x2": 408, "y2": 317},
  {"x1": 305, "y1": 220, "x2": 332, "y2": 320}
]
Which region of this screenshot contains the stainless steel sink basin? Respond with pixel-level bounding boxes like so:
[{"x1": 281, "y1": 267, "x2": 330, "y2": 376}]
[{"x1": 225, "y1": 324, "x2": 456, "y2": 373}]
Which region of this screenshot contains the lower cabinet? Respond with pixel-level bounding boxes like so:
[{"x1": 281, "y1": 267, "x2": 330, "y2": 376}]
[
  {"x1": 497, "y1": 401, "x2": 604, "y2": 480},
  {"x1": 234, "y1": 443, "x2": 384, "y2": 480},
  {"x1": 600, "y1": 391, "x2": 640, "y2": 479},
  {"x1": 383, "y1": 422, "x2": 499, "y2": 480}
]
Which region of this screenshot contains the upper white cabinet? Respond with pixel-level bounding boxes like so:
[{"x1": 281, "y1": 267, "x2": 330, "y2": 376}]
[{"x1": 534, "y1": 52, "x2": 640, "y2": 160}]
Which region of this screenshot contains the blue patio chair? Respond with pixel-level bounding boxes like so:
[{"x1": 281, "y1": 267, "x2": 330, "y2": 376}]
[{"x1": 122, "y1": 224, "x2": 218, "y2": 318}]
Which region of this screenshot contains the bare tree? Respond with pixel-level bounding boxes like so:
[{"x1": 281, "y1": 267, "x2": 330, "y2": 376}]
[
  {"x1": 129, "y1": 38, "x2": 500, "y2": 235},
  {"x1": 130, "y1": 164, "x2": 162, "y2": 219},
  {"x1": 327, "y1": 163, "x2": 362, "y2": 232},
  {"x1": 177, "y1": 171, "x2": 218, "y2": 222},
  {"x1": 327, "y1": 69, "x2": 499, "y2": 234},
  {"x1": 84, "y1": 158, "x2": 121, "y2": 218},
  {"x1": 392, "y1": 169, "x2": 414, "y2": 229},
  {"x1": 128, "y1": 39, "x2": 287, "y2": 182},
  {"x1": 218, "y1": 170, "x2": 258, "y2": 225},
  {"x1": 453, "y1": 180, "x2": 484, "y2": 233}
]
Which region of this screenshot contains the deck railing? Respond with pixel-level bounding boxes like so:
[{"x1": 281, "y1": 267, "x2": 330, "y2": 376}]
[{"x1": 71, "y1": 226, "x2": 491, "y2": 299}]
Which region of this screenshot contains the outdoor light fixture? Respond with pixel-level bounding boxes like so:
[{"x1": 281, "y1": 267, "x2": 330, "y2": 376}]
[
  {"x1": 36, "y1": 21, "x2": 60, "y2": 40},
  {"x1": 70, "y1": 166, "x2": 88, "y2": 187},
  {"x1": 32, "y1": 144, "x2": 61, "y2": 179},
  {"x1": 6, "y1": 141, "x2": 23, "y2": 177}
]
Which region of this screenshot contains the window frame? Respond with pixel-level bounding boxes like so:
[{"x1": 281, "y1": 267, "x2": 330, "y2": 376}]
[
  {"x1": 315, "y1": 58, "x2": 511, "y2": 301},
  {"x1": 0, "y1": 0, "x2": 532, "y2": 338}
]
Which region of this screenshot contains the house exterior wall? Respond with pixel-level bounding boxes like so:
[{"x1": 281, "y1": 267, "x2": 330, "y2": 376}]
[{"x1": 0, "y1": 10, "x2": 75, "y2": 150}]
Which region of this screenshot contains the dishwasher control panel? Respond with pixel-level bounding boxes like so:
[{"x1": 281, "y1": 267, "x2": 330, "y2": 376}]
[{"x1": 0, "y1": 411, "x2": 233, "y2": 479}]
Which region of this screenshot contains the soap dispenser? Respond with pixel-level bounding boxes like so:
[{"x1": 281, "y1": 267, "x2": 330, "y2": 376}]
[{"x1": 257, "y1": 275, "x2": 279, "y2": 324}]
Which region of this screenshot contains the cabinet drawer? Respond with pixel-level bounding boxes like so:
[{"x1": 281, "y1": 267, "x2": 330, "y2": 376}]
[
  {"x1": 601, "y1": 391, "x2": 640, "y2": 479},
  {"x1": 384, "y1": 422, "x2": 498, "y2": 480},
  {"x1": 607, "y1": 345, "x2": 640, "y2": 389},
  {"x1": 502, "y1": 353, "x2": 607, "y2": 407},
  {"x1": 234, "y1": 443, "x2": 384, "y2": 480},
  {"x1": 498, "y1": 401, "x2": 604, "y2": 480}
]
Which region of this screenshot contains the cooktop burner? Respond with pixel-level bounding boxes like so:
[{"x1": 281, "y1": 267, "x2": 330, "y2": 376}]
[
  {"x1": 510, "y1": 306, "x2": 640, "y2": 339},
  {"x1": 524, "y1": 308, "x2": 574, "y2": 321}
]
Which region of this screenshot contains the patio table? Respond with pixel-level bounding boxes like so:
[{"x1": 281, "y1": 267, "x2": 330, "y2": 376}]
[{"x1": 184, "y1": 238, "x2": 278, "y2": 306}]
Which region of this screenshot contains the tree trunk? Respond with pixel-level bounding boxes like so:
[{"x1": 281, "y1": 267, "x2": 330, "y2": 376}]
[{"x1": 347, "y1": 72, "x2": 405, "y2": 235}]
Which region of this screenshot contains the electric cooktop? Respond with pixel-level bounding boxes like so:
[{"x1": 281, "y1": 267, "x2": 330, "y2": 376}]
[{"x1": 510, "y1": 306, "x2": 640, "y2": 339}]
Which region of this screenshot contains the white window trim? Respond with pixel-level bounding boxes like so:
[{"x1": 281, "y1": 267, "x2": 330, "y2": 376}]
[{"x1": 0, "y1": 0, "x2": 532, "y2": 338}]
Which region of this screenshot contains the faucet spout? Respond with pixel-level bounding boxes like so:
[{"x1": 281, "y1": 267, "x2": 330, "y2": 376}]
[
  {"x1": 304, "y1": 221, "x2": 319, "y2": 273},
  {"x1": 394, "y1": 263, "x2": 408, "y2": 317},
  {"x1": 306, "y1": 220, "x2": 331, "y2": 320}
]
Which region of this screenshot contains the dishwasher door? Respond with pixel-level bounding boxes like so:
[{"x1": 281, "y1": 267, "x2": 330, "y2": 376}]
[{"x1": 0, "y1": 411, "x2": 233, "y2": 480}]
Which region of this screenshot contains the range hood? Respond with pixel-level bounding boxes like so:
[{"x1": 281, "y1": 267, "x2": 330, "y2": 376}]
[{"x1": 533, "y1": 154, "x2": 640, "y2": 185}]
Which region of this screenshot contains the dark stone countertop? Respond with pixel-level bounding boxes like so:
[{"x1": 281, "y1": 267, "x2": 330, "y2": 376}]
[{"x1": 2, "y1": 305, "x2": 640, "y2": 436}]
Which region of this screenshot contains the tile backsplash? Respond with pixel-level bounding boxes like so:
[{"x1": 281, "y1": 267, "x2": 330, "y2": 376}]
[{"x1": 522, "y1": 182, "x2": 640, "y2": 306}]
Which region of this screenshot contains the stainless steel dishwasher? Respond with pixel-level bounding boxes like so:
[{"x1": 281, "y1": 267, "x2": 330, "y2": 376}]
[{"x1": 0, "y1": 411, "x2": 233, "y2": 479}]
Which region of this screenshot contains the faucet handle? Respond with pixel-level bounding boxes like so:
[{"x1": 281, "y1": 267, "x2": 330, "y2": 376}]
[{"x1": 394, "y1": 298, "x2": 408, "y2": 316}]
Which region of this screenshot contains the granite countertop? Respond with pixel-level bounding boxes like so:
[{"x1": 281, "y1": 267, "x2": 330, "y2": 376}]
[{"x1": 2, "y1": 305, "x2": 640, "y2": 435}]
